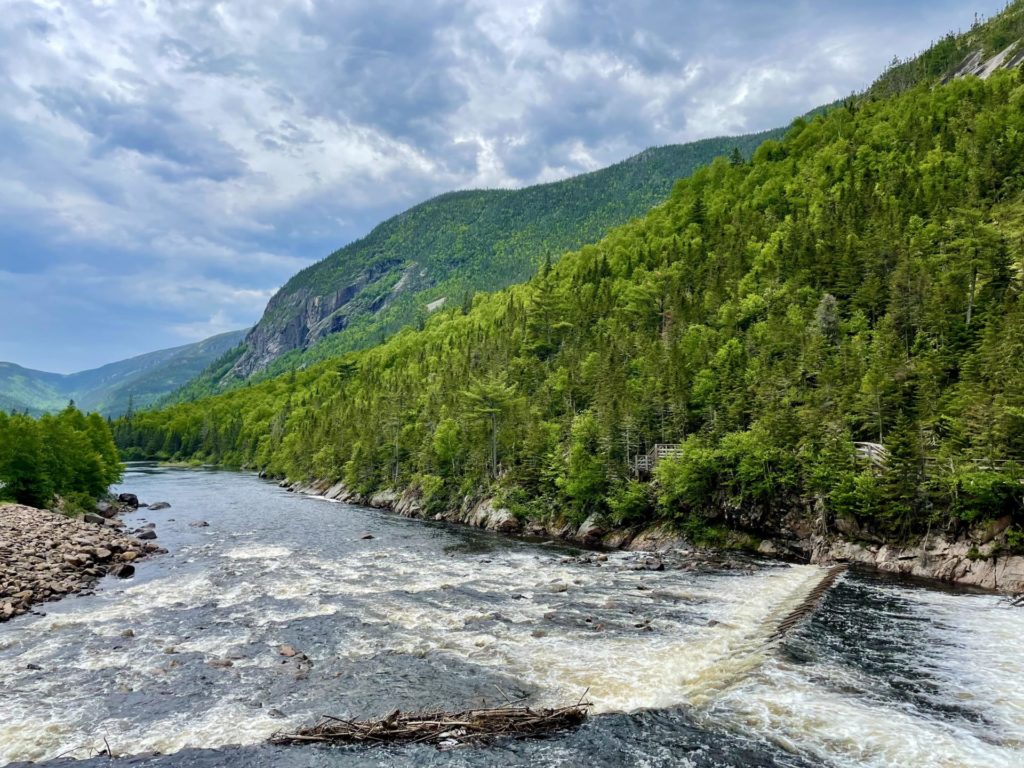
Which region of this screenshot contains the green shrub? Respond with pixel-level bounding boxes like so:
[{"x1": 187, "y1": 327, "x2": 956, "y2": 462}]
[{"x1": 607, "y1": 481, "x2": 655, "y2": 526}]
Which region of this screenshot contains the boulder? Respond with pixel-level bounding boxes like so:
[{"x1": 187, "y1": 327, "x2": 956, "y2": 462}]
[
  {"x1": 83, "y1": 513, "x2": 106, "y2": 526},
  {"x1": 95, "y1": 502, "x2": 117, "y2": 519},
  {"x1": 110, "y1": 563, "x2": 135, "y2": 579},
  {"x1": 576, "y1": 514, "x2": 606, "y2": 544},
  {"x1": 148, "y1": 501, "x2": 171, "y2": 511},
  {"x1": 117, "y1": 493, "x2": 140, "y2": 508}
]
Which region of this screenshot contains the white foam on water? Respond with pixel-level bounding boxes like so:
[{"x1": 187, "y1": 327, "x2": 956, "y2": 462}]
[
  {"x1": 695, "y1": 582, "x2": 1024, "y2": 768},
  {"x1": 4, "y1": 520, "x2": 1024, "y2": 767},
  {"x1": 712, "y1": 656, "x2": 1022, "y2": 768}
]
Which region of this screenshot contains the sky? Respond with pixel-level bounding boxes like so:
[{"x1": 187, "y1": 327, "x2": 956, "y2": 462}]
[{"x1": 0, "y1": 0, "x2": 1009, "y2": 372}]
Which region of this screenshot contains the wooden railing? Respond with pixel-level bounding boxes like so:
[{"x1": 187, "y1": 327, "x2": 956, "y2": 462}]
[
  {"x1": 633, "y1": 444, "x2": 684, "y2": 476},
  {"x1": 855, "y1": 441, "x2": 1020, "y2": 474},
  {"x1": 854, "y1": 442, "x2": 890, "y2": 468},
  {"x1": 632, "y1": 439, "x2": 1019, "y2": 478}
]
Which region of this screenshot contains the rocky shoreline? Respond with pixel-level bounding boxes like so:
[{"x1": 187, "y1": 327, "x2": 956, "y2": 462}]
[
  {"x1": 284, "y1": 478, "x2": 1024, "y2": 594},
  {"x1": 0, "y1": 498, "x2": 163, "y2": 622}
]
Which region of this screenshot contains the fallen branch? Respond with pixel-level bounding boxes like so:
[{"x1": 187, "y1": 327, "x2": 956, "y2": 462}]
[{"x1": 270, "y1": 702, "x2": 591, "y2": 748}]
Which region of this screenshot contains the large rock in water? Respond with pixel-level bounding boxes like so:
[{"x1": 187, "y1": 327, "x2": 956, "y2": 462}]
[
  {"x1": 117, "y1": 493, "x2": 140, "y2": 509},
  {"x1": 147, "y1": 501, "x2": 171, "y2": 511}
]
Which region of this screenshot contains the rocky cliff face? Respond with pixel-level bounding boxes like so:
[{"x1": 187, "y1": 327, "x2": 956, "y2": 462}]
[
  {"x1": 228, "y1": 259, "x2": 402, "y2": 378},
  {"x1": 946, "y1": 40, "x2": 1024, "y2": 81}
]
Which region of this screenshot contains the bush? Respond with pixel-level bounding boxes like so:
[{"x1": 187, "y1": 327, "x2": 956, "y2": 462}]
[
  {"x1": 655, "y1": 437, "x2": 719, "y2": 515},
  {"x1": 607, "y1": 481, "x2": 655, "y2": 526}
]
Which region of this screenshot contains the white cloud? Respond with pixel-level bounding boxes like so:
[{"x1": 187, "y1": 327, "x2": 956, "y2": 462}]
[{"x1": 0, "y1": 0, "x2": 1010, "y2": 370}]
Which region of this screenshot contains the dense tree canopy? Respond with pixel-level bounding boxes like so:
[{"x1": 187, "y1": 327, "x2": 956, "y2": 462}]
[
  {"x1": 171, "y1": 130, "x2": 791, "y2": 402},
  {"x1": 119, "y1": 71, "x2": 1024, "y2": 546},
  {"x1": 0, "y1": 405, "x2": 122, "y2": 509}
]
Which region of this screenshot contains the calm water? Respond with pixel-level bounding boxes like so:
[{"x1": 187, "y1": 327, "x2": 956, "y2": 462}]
[{"x1": 1, "y1": 465, "x2": 1022, "y2": 767}]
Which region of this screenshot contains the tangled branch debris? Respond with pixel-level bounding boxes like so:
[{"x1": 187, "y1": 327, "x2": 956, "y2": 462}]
[{"x1": 269, "y1": 702, "x2": 591, "y2": 748}]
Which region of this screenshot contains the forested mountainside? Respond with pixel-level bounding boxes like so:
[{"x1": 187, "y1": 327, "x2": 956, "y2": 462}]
[
  {"x1": 871, "y1": 0, "x2": 1023, "y2": 95},
  {"x1": 119, "y1": 69, "x2": 1024, "y2": 549},
  {"x1": 0, "y1": 329, "x2": 246, "y2": 417},
  {"x1": 190, "y1": 129, "x2": 788, "y2": 395}
]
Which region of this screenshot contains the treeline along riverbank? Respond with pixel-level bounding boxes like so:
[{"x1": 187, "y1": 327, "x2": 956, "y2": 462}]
[{"x1": 116, "y1": 71, "x2": 1024, "y2": 590}]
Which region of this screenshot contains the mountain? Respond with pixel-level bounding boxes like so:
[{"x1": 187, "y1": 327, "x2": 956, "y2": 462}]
[
  {"x1": 870, "y1": 1, "x2": 1023, "y2": 95},
  {"x1": 118, "y1": 55, "x2": 1024, "y2": 551},
  {"x1": 0, "y1": 329, "x2": 247, "y2": 417},
  {"x1": 208, "y1": 129, "x2": 792, "y2": 389}
]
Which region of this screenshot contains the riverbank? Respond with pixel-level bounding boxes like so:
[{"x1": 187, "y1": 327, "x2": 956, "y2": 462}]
[
  {"x1": 0, "y1": 503, "x2": 159, "y2": 622},
  {"x1": 284, "y1": 478, "x2": 1024, "y2": 594}
]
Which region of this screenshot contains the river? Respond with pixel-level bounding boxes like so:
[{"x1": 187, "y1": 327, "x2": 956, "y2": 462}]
[{"x1": 1, "y1": 465, "x2": 1022, "y2": 767}]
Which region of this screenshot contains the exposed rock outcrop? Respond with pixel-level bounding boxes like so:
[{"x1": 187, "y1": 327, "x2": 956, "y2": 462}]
[
  {"x1": 228, "y1": 259, "x2": 403, "y2": 379},
  {"x1": 946, "y1": 40, "x2": 1024, "y2": 81},
  {"x1": 808, "y1": 529, "x2": 1024, "y2": 593},
  {"x1": 286, "y1": 477, "x2": 1024, "y2": 593},
  {"x1": 0, "y1": 504, "x2": 158, "y2": 622}
]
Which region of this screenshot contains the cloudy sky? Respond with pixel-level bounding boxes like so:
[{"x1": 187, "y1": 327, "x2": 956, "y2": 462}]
[{"x1": 0, "y1": 0, "x2": 1007, "y2": 372}]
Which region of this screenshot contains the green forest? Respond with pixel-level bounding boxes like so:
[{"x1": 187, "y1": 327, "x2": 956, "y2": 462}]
[
  {"x1": 175, "y1": 129, "x2": 790, "y2": 402},
  {"x1": 0, "y1": 406, "x2": 122, "y2": 511},
  {"x1": 118, "y1": 70, "x2": 1024, "y2": 548}
]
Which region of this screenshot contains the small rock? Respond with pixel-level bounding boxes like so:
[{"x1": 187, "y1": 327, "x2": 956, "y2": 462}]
[
  {"x1": 360, "y1": 533, "x2": 374, "y2": 540},
  {"x1": 207, "y1": 658, "x2": 234, "y2": 668},
  {"x1": 120, "y1": 629, "x2": 135, "y2": 638},
  {"x1": 26, "y1": 663, "x2": 43, "y2": 671},
  {"x1": 550, "y1": 583, "x2": 568, "y2": 593},
  {"x1": 83, "y1": 513, "x2": 106, "y2": 526},
  {"x1": 278, "y1": 644, "x2": 298, "y2": 657},
  {"x1": 136, "y1": 530, "x2": 157, "y2": 540},
  {"x1": 190, "y1": 521, "x2": 210, "y2": 528},
  {"x1": 148, "y1": 502, "x2": 171, "y2": 511},
  {"x1": 94, "y1": 548, "x2": 112, "y2": 560},
  {"x1": 120, "y1": 551, "x2": 139, "y2": 562}
]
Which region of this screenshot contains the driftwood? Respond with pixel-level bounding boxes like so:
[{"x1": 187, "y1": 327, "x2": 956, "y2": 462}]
[{"x1": 270, "y1": 702, "x2": 591, "y2": 748}]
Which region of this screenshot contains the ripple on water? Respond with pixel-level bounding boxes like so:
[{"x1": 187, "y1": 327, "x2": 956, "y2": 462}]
[{"x1": 2, "y1": 466, "x2": 1024, "y2": 768}]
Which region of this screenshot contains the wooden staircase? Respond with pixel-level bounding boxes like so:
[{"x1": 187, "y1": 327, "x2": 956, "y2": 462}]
[{"x1": 633, "y1": 444, "x2": 684, "y2": 476}]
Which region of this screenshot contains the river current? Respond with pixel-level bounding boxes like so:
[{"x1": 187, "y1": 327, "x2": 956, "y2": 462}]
[{"x1": 1, "y1": 465, "x2": 1022, "y2": 767}]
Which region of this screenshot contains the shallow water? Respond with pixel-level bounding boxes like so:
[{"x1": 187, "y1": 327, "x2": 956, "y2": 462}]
[{"x1": 1, "y1": 465, "x2": 1022, "y2": 767}]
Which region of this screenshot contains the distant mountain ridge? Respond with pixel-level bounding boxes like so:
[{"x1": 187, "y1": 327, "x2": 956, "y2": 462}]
[
  {"x1": 0, "y1": 329, "x2": 248, "y2": 416},
  {"x1": 196, "y1": 128, "x2": 793, "y2": 392}
]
